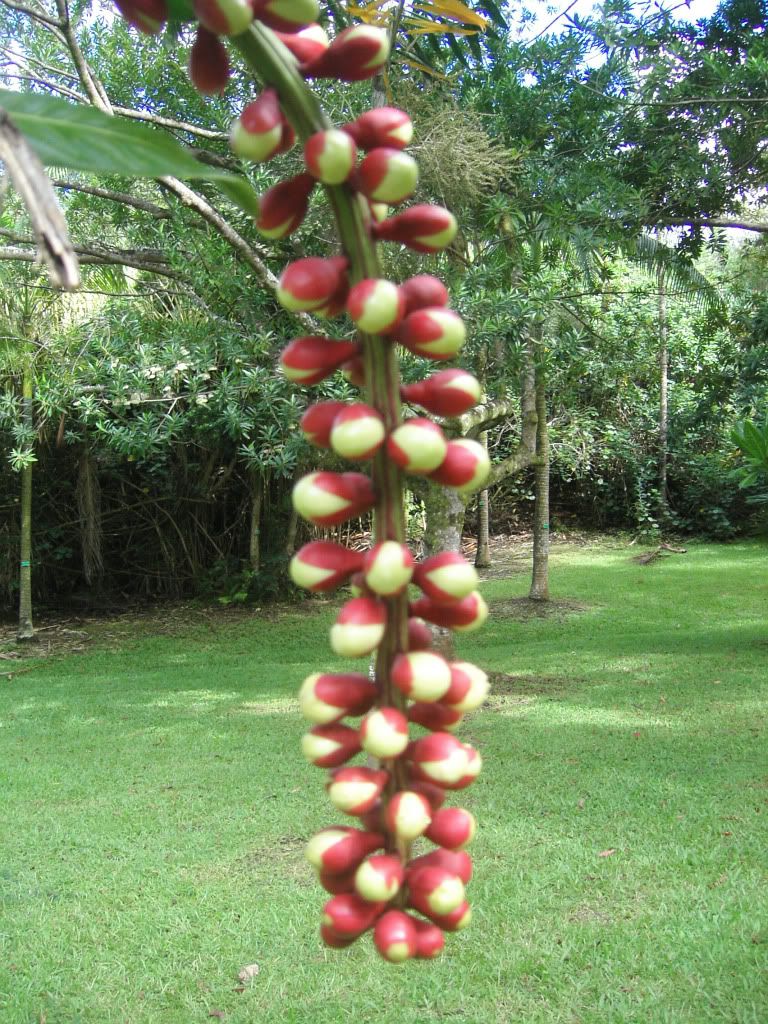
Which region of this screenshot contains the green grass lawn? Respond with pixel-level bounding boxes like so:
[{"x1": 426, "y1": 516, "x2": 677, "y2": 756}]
[{"x1": 1, "y1": 540, "x2": 766, "y2": 1024}]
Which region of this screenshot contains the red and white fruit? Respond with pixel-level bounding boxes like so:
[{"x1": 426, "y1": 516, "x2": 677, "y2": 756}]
[
  {"x1": 400, "y1": 275, "x2": 449, "y2": 315},
  {"x1": 301, "y1": 723, "x2": 362, "y2": 768},
  {"x1": 387, "y1": 419, "x2": 448, "y2": 475},
  {"x1": 454, "y1": 743, "x2": 482, "y2": 789},
  {"x1": 407, "y1": 701, "x2": 463, "y2": 732},
  {"x1": 362, "y1": 541, "x2": 414, "y2": 596},
  {"x1": 327, "y1": 766, "x2": 389, "y2": 815},
  {"x1": 304, "y1": 26, "x2": 390, "y2": 82},
  {"x1": 292, "y1": 471, "x2": 375, "y2": 527},
  {"x1": 300, "y1": 401, "x2": 347, "y2": 448},
  {"x1": 372, "y1": 204, "x2": 458, "y2": 254},
  {"x1": 230, "y1": 90, "x2": 285, "y2": 161},
  {"x1": 114, "y1": 0, "x2": 168, "y2": 34},
  {"x1": 423, "y1": 900, "x2": 472, "y2": 931},
  {"x1": 429, "y1": 438, "x2": 490, "y2": 492},
  {"x1": 373, "y1": 910, "x2": 417, "y2": 963},
  {"x1": 443, "y1": 661, "x2": 489, "y2": 712},
  {"x1": 354, "y1": 854, "x2": 404, "y2": 903},
  {"x1": 322, "y1": 892, "x2": 383, "y2": 938},
  {"x1": 189, "y1": 27, "x2": 229, "y2": 94},
  {"x1": 251, "y1": 0, "x2": 319, "y2": 32},
  {"x1": 304, "y1": 129, "x2": 357, "y2": 185},
  {"x1": 384, "y1": 789, "x2": 432, "y2": 840},
  {"x1": 193, "y1": 0, "x2": 252, "y2": 36},
  {"x1": 346, "y1": 107, "x2": 413, "y2": 151},
  {"x1": 359, "y1": 706, "x2": 409, "y2": 758},
  {"x1": 256, "y1": 172, "x2": 315, "y2": 238},
  {"x1": 413, "y1": 918, "x2": 445, "y2": 958},
  {"x1": 356, "y1": 148, "x2": 418, "y2": 205},
  {"x1": 330, "y1": 596, "x2": 387, "y2": 658},
  {"x1": 407, "y1": 848, "x2": 472, "y2": 885},
  {"x1": 408, "y1": 731, "x2": 469, "y2": 787},
  {"x1": 392, "y1": 650, "x2": 452, "y2": 702},
  {"x1": 414, "y1": 551, "x2": 478, "y2": 604},
  {"x1": 407, "y1": 616, "x2": 433, "y2": 651},
  {"x1": 318, "y1": 868, "x2": 357, "y2": 894},
  {"x1": 407, "y1": 865, "x2": 465, "y2": 917},
  {"x1": 398, "y1": 308, "x2": 466, "y2": 361},
  {"x1": 329, "y1": 403, "x2": 386, "y2": 460},
  {"x1": 320, "y1": 922, "x2": 356, "y2": 947},
  {"x1": 305, "y1": 826, "x2": 383, "y2": 875},
  {"x1": 274, "y1": 24, "x2": 329, "y2": 64},
  {"x1": 277, "y1": 256, "x2": 348, "y2": 313},
  {"x1": 410, "y1": 591, "x2": 489, "y2": 633},
  {"x1": 279, "y1": 336, "x2": 358, "y2": 386},
  {"x1": 346, "y1": 278, "x2": 405, "y2": 335},
  {"x1": 298, "y1": 672, "x2": 376, "y2": 724},
  {"x1": 425, "y1": 807, "x2": 476, "y2": 849},
  {"x1": 401, "y1": 368, "x2": 482, "y2": 417}
]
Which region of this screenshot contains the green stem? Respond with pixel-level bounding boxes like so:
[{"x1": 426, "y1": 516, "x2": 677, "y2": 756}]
[{"x1": 233, "y1": 25, "x2": 411, "y2": 807}]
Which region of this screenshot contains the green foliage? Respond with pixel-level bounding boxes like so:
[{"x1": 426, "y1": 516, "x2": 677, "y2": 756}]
[
  {"x1": 1, "y1": 541, "x2": 766, "y2": 1022},
  {"x1": 0, "y1": 89, "x2": 260, "y2": 217},
  {"x1": 731, "y1": 418, "x2": 768, "y2": 506}
]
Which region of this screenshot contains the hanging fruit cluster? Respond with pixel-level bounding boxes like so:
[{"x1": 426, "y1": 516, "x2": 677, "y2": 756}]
[{"x1": 114, "y1": 0, "x2": 492, "y2": 964}]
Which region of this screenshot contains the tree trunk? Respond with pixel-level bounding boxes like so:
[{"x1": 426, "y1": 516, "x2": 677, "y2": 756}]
[
  {"x1": 474, "y1": 432, "x2": 491, "y2": 568},
  {"x1": 17, "y1": 369, "x2": 34, "y2": 641},
  {"x1": 77, "y1": 447, "x2": 103, "y2": 588},
  {"x1": 658, "y1": 263, "x2": 669, "y2": 519},
  {"x1": 529, "y1": 363, "x2": 550, "y2": 602},
  {"x1": 422, "y1": 482, "x2": 467, "y2": 558},
  {"x1": 420, "y1": 483, "x2": 467, "y2": 659},
  {"x1": 249, "y1": 471, "x2": 263, "y2": 573}
]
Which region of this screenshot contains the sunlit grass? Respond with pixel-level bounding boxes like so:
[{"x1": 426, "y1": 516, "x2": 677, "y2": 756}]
[{"x1": 0, "y1": 539, "x2": 766, "y2": 1023}]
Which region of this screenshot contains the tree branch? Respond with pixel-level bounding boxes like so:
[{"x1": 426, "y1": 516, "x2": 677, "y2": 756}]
[
  {"x1": 0, "y1": 231, "x2": 181, "y2": 279},
  {"x1": 52, "y1": 179, "x2": 172, "y2": 218},
  {"x1": 111, "y1": 105, "x2": 229, "y2": 142},
  {"x1": 652, "y1": 217, "x2": 768, "y2": 234},
  {"x1": 0, "y1": 0, "x2": 62, "y2": 29}
]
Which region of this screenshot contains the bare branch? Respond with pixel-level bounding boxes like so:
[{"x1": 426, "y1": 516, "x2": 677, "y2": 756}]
[
  {"x1": 112, "y1": 106, "x2": 230, "y2": 142},
  {"x1": 52, "y1": 179, "x2": 172, "y2": 218},
  {"x1": 653, "y1": 217, "x2": 768, "y2": 234},
  {"x1": 0, "y1": 230, "x2": 180, "y2": 279},
  {"x1": 158, "y1": 176, "x2": 278, "y2": 289},
  {"x1": 0, "y1": 0, "x2": 62, "y2": 29}
]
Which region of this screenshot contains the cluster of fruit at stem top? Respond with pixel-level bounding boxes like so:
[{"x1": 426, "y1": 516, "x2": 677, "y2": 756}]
[{"x1": 115, "y1": 0, "x2": 492, "y2": 964}]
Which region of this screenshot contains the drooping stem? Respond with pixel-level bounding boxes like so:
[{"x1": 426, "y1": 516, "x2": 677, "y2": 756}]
[{"x1": 233, "y1": 26, "x2": 410, "y2": 794}]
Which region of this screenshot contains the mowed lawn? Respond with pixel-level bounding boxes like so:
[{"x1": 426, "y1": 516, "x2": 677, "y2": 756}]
[{"x1": 1, "y1": 540, "x2": 766, "y2": 1024}]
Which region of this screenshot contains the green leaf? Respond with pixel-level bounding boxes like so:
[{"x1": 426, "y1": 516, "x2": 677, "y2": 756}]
[{"x1": 0, "y1": 89, "x2": 259, "y2": 218}]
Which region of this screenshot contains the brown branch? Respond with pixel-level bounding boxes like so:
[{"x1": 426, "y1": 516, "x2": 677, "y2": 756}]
[
  {"x1": 652, "y1": 217, "x2": 768, "y2": 234},
  {"x1": 458, "y1": 398, "x2": 520, "y2": 438},
  {"x1": 112, "y1": 106, "x2": 229, "y2": 142},
  {"x1": 0, "y1": 0, "x2": 62, "y2": 29},
  {"x1": 52, "y1": 179, "x2": 172, "y2": 218},
  {"x1": 158, "y1": 176, "x2": 279, "y2": 290},
  {"x1": 0, "y1": 237, "x2": 180, "y2": 279},
  {"x1": 54, "y1": 0, "x2": 112, "y2": 112}
]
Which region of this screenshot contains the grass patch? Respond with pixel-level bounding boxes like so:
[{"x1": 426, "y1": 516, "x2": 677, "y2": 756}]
[{"x1": 0, "y1": 540, "x2": 766, "y2": 1023}]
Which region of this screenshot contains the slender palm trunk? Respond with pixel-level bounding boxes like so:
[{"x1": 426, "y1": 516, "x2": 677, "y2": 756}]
[
  {"x1": 249, "y1": 471, "x2": 263, "y2": 573},
  {"x1": 474, "y1": 432, "x2": 491, "y2": 568},
  {"x1": 657, "y1": 264, "x2": 669, "y2": 519},
  {"x1": 17, "y1": 369, "x2": 34, "y2": 640},
  {"x1": 529, "y1": 361, "x2": 550, "y2": 602}
]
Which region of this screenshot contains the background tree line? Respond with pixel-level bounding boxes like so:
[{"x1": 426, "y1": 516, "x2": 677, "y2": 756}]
[{"x1": 1, "y1": 0, "x2": 766, "y2": 615}]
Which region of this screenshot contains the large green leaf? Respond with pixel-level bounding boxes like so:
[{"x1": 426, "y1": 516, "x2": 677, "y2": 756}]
[{"x1": 0, "y1": 89, "x2": 258, "y2": 218}]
